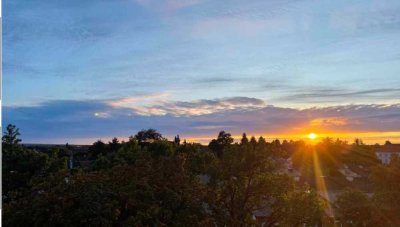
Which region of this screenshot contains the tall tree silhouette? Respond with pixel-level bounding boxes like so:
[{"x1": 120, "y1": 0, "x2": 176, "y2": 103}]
[
  {"x1": 174, "y1": 135, "x2": 181, "y2": 145},
  {"x1": 240, "y1": 133, "x2": 249, "y2": 145},
  {"x1": 108, "y1": 137, "x2": 121, "y2": 152},
  {"x1": 2, "y1": 124, "x2": 22, "y2": 150},
  {"x1": 250, "y1": 136, "x2": 257, "y2": 149}
]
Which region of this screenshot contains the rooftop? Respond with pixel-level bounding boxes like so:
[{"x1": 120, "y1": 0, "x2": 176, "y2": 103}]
[{"x1": 376, "y1": 144, "x2": 400, "y2": 153}]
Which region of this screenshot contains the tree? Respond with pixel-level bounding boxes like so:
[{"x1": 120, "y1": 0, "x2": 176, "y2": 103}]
[
  {"x1": 89, "y1": 140, "x2": 106, "y2": 159},
  {"x1": 314, "y1": 138, "x2": 347, "y2": 176},
  {"x1": 2, "y1": 126, "x2": 68, "y2": 201},
  {"x1": 369, "y1": 157, "x2": 400, "y2": 225},
  {"x1": 240, "y1": 133, "x2": 249, "y2": 145},
  {"x1": 258, "y1": 136, "x2": 266, "y2": 145},
  {"x1": 147, "y1": 140, "x2": 174, "y2": 156},
  {"x1": 354, "y1": 138, "x2": 364, "y2": 146},
  {"x1": 134, "y1": 129, "x2": 163, "y2": 143},
  {"x1": 208, "y1": 131, "x2": 234, "y2": 158},
  {"x1": 384, "y1": 140, "x2": 392, "y2": 145},
  {"x1": 46, "y1": 148, "x2": 68, "y2": 173},
  {"x1": 4, "y1": 156, "x2": 211, "y2": 226},
  {"x1": 3, "y1": 148, "x2": 50, "y2": 201},
  {"x1": 2, "y1": 124, "x2": 22, "y2": 150},
  {"x1": 281, "y1": 186, "x2": 326, "y2": 226},
  {"x1": 205, "y1": 143, "x2": 325, "y2": 226},
  {"x1": 108, "y1": 137, "x2": 121, "y2": 153},
  {"x1": 250, "y1": 136, "x2": 257, "y2": 149},
  {"x1": 336, "y1": 188, "x2": 373, "y2": 226},
  {"x1": 343, "y1": 143, "x2": 378, "y2": 167},
  {"x1": 114, "y1": 137, "x2": 140, "y2": 165}
]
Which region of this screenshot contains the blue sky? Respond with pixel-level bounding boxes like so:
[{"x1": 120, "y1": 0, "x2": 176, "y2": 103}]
[{"x1": 4, "y1": 0, "x2": 400, "y2": 143}]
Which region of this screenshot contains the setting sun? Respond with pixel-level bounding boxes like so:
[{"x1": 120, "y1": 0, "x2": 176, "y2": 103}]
[{"x1": 308, "y1": 133, "x2": 317, "y2": 140}]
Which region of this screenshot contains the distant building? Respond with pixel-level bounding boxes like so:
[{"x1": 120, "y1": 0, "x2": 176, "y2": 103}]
[
  {"x1": 375, "y1": 144, "x2": 400, "y2": 165},
  {"x1": 68, "y1": 156, "x2": 74, "y2": 169}
]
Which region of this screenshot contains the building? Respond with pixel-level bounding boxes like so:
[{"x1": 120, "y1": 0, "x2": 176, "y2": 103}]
[
  {"x1": 375, "y1": 144, "x2": 400, "y2": 165},
  {"x1": 273, "y1": 157, "x2": 301, "y2": 181}
]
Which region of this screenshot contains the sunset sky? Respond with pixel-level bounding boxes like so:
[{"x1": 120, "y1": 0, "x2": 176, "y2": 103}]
[{"x1": 4, "y1": 0, "x2": 400, "y2": 144}]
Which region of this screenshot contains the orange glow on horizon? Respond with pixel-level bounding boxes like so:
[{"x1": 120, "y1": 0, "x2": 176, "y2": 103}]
[{"x1": 184, "y1": 131, "x2": 400, "y2": 145}]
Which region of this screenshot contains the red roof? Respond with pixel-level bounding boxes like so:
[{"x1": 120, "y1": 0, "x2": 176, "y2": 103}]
[{"x1": 376, "y1": 144, "x2": 400, "y2": 153}]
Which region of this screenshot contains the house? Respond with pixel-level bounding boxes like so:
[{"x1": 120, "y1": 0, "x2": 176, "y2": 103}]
[
  {"x1": 375, "y1": 144, "x2": 400, "y2": 165},
  {"x1": 338, "y1": 165, "x2": 360, "y2": 182},
  {"x1": 273, "y1": 157, "x2": 301, "y2": 181}
]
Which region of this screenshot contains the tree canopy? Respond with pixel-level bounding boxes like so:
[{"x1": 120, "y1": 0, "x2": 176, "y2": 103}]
[{"x1": 4, "y1": 125, "x2": 396, "y2": 226}]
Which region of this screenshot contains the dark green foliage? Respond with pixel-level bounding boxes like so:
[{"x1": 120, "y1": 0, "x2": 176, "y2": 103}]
[
  {"x1": 88, "y1": 140, "x2": 106, "y2": 159},
  {"x1": 204, "y1": 142, "x2": 325, "y2": 226},
  {"x1": 336, "y1": 188, "x2": 373, "y2": 226},
  {"x1": 280, "y1": 185, "x2": 325, "y2": 226},
  {"x1": 114, "y1": 137, "x2": 141, "y2": 165},
  {"x1": 147, "y1": 140, "x2": 174, "y2": 156},
  {"x1": 3, "y1": 147, "x2": 67, "y2": 202},
  {"x1": 107, "y1": 137, "x2": 121, "y2": 153},
  {"x1": 8, "y1": 126, "x2": 386, "y2": 226},
  {"x1": 369, "y1": 157, "x2": 400, "y2": 225},
  {"x1": 343, "y1": 143, "x2": 379, "y2": 167},
  {"x1": 134, "y1": 128, "x2": 163, "y2": 143},
  {"x1": 292, "y1": 138, "x2": 349, "y2": 178},
  {"x1": 4, "y1": 156, "x2": 211, "y2": 227},
  {"x1": 3, "y1": 148, "x2": 49, "y2": 200},
  {"x1": 46, "y1": 148, "x2": 68, "y2": 173},
  {"x1": 208, "y1": 131, "x2": 234, "y2": 157}
]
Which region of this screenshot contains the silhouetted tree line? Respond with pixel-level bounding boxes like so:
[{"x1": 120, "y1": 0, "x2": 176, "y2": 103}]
[{"x1": 2, "y1": 124, "x2": 399, "y2": 226}]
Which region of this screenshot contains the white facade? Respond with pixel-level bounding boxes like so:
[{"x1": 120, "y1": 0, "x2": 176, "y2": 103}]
[{"x1": 376, "y1": 151, "x2": 400, "y2": 165}]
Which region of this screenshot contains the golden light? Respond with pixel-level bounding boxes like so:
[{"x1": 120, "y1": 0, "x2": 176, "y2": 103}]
[{"x1": 308, "y1": 133, "x2": 317, "y2": 140}]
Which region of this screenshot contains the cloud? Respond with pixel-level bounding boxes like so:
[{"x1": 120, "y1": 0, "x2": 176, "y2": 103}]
[
  {"x1": 331, "y1": 3, "x2": 400, "y2": 33},
  {"x1": 194, "y1": 77, "x2": 237, "y2": 84},
  {"x1": 276, "y1": 87, "x2": 400, "y2": 103},
  {"x1": 310, "y1": 117, "x2": 348, "y2": 127},
  {"x1": 109, "y1": 96, "x2": 266, "y2": 116},
  {"x1": 192, "y1": 16, "x2": 293, "y2": 37},
  {"x1": 107, "y1": 93, "x2": 171, "y2": 109},
  {"x1": 135, "y1": 0, "x2": 204, "y2": 12},
  {"x1": 3, "y1": 97, "x2": 400, "y2": 144},
  {"x1": 166, "y1": 0, "x2": 203, "y2": 11}
]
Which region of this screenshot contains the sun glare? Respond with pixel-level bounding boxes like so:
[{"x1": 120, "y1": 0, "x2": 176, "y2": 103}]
[{"x1": 308, "y1": 133, "x2": 317, "y2": 140}]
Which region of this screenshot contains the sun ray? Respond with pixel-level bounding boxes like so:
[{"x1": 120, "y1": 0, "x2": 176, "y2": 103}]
[{"x1": 311, "y1": 147, "x2": 334, "y2": 219}]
